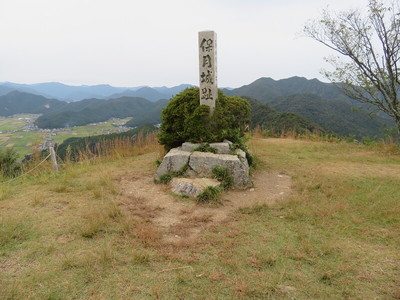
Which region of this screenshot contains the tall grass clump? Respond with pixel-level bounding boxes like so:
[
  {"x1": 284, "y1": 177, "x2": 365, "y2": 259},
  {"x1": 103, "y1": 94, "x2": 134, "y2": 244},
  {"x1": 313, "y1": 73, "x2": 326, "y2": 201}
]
[
  {"x1": 212, "y1": 166, "x2": 233, "y2": 190},
  {"x1": 0, "y1": 216, "x2": 34, "y2": 247},
  {"x1": 196, "y1": 186, "x2": 223, "y2": 203},
  {"x1": 0, "y1": 148, "x2": 21, "y2": 178},
  {"x1": 54, "y1": 125, "x2": 160, "y2": 162}
]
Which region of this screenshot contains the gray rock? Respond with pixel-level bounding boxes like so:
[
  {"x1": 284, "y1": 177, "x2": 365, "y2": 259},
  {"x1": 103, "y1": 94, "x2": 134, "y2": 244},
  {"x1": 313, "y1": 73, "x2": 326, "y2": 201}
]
[
  {"x1": 171, "y1": 177, "x2": 220, "y2": 197},
  {"x1": 236, "y1": 149, "x2": 246, "y2": 160},
  {"x1": 182, "y1": 141, "x2": 231, "y2": 154},
  {"x1": 223, "y1": 139, "x2": 233, "y2": 146},
  {"x1": 155, "y1": 148, "x2": 190, "y2": 178},
  {"x1": 189, "y1": 151, "x2": 251, "y2": 188},
  {"x1": 155, "y1": 141, "x2": 251, "y2": 189},
  {"x1": 209, "y1": 142, "x2": 231, "y2": 154},
  {"x1": 181, "y1": 142, "x2": 201, "y2": 152}
]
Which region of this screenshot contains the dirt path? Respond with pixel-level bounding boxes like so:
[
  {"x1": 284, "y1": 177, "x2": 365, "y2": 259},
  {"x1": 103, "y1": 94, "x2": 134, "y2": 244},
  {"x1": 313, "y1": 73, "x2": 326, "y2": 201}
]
[{"x1": 119, "y1": 171, "x2": 292, "y2": 244}]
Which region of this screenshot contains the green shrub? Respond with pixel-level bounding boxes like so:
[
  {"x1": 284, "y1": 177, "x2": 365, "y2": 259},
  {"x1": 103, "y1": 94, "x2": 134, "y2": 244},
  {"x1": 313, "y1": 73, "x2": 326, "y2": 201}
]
[
  {"x1": 212, "y1": 166, "x2": 233, "y2": 190},
  {"x1": 196, "y1": 186, "x2": 222, "y2": 203},
  {"x1": 0, "y1": 148, "x2": 21, "y2": 178},
  {"x1": 262, "y1": 129, "x2": 272, "y2": 137},
  {"x1": 158, "y1": 88, "x2": 250, "y2": 150},
  {"x1": 157, "y1": 174, "x2": 172, "y2": 184},
  {"x1": 362, "y1": 136, "x2": 378, "y2": 145}
]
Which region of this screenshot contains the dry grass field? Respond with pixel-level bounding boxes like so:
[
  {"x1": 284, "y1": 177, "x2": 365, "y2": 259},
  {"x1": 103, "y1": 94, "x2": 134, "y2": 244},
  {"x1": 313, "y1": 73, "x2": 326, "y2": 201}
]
[{"x1": 0, "y1": 136, "x2": 399, "y2": 299}]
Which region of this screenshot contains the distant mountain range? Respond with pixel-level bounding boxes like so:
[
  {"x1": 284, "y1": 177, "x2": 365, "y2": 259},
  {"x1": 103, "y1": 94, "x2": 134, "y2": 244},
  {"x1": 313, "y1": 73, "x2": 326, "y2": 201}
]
[
  {"x1": 224, "y1": 76, "x2": 347, "y2": 101},
  {"x1": 0, "y1": 77, "x2": 395, "y2": 138},
  {"x1": 0, "y1": 82, "x2": 194, "y2": 102},
  {"x1": 107, "y1": 84, "x2": 193, "y2": 102}
]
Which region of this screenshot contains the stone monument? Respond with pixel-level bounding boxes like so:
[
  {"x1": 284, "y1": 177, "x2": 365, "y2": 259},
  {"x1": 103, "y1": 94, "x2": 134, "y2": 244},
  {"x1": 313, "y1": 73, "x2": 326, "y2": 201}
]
[
  {"x1": 154, "y1": 31, "x2": 251, "y2": 195},
  {"x1": 199, "y1": 31, "x2": 217, "y2": 115}
]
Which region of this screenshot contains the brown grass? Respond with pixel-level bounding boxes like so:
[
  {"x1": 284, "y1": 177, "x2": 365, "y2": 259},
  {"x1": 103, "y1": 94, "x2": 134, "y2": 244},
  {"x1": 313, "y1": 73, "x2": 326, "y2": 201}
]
[
  {"x1": 133, "y1": 223, "x2": 162, "y2": 247},
  {"x1": 1, "y1": 136, "x2": 399, "y2": 299}
]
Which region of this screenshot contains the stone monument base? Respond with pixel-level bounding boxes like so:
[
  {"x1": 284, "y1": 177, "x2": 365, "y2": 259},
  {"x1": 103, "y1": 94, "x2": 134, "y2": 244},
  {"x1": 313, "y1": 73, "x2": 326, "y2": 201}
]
[{"x1": 155, "y1": 140, "x2": 251, "y2": 196}]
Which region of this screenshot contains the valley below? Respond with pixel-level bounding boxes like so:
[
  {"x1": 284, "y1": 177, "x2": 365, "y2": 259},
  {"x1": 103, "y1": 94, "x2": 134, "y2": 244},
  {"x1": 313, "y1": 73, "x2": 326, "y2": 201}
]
[{"x1": 0, "y1": 114, "x2": 133, "y2": 156}]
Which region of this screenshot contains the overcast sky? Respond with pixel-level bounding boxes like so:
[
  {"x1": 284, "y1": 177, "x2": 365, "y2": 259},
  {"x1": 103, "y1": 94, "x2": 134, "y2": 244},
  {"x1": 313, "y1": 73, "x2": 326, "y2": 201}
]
[{"x1": 1, "y1": 0, "x2": 367, "y2": 88}]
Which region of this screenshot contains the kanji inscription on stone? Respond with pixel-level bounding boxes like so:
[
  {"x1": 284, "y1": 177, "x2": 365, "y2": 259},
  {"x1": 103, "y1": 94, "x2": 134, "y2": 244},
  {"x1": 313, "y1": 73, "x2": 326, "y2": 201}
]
[{"x1": 199, "y1": 31, "x2": 217, "y2": 114}]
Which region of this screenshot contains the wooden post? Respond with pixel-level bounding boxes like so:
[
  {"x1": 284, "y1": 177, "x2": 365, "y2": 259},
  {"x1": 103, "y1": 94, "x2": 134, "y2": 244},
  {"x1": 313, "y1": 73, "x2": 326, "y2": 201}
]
[{"x1": 49, "y1": 146, "x2": 58, "y2": 173}]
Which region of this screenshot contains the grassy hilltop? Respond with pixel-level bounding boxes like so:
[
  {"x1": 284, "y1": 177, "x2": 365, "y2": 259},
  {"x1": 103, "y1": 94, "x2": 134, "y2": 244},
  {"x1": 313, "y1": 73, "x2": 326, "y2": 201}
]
[{"x1": 0, "y1": 135, "x2": 399, "y2": 299}]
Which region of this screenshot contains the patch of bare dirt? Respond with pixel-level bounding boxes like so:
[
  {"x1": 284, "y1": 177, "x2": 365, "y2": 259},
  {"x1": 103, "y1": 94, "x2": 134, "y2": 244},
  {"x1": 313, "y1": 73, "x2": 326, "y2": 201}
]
[{"x1": 118, "y1": 171, "x2": 292, "y2": 244}]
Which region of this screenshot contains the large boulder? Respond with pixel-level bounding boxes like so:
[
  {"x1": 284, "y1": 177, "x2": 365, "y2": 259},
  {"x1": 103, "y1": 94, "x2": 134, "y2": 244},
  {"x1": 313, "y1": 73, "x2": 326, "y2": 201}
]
[
  {"x1": 209, "y1": 142, "x2": 231, "y2": 154},
  {"x1": 171, "y1": 178, "x2": 220, "y2": 197},
  {"x1": 155, "y1": 141, "x2": 251, "y2": 189},
  {"x1": 181, "y1": 141, "x2": 231, "y2": 154},
  {"x1": 155, "y1": 148, "x2": 190, "y2": 178},
  {"x1": 181, "y1": 142, "x2": 201, "y2": 152},
  {"x1": 189, "y1": 151, "x2": 250, "y2": 188}
]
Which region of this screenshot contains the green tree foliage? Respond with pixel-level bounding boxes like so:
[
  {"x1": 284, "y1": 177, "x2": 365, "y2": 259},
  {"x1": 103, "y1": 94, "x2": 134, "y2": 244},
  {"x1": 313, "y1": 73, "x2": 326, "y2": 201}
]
[
  {"x1": 304, "y1": 0, "x2": 400, "y2": 135},
  {"x1": 158, "y1": 88, "x2": 250, "y2": 150},
  {"x1": 0, "y1": 148, "x2": 21, "y2": 178}
]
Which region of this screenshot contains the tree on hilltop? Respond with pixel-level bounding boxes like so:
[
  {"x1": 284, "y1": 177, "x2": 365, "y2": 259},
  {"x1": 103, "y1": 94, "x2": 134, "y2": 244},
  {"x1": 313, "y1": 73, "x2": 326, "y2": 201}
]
[{"x1": 304, "y1": 0, "x2": 400, "y2": 135}]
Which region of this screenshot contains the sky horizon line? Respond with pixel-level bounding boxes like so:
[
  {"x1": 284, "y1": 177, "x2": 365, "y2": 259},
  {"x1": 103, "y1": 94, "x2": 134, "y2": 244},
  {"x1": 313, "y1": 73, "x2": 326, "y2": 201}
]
[{"x1": 0, "y1": 75, "x2": 331, "y2": 89}]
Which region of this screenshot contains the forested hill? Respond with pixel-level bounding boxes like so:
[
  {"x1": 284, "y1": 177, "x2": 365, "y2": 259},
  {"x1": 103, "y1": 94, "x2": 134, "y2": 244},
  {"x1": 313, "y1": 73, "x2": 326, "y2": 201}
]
[
  {"x1": 124, "y1": 99, "x2": 168, "y2": 128},
  {"x1": 246, "y1": 97, "x2": 327, "y2": 135},
  {"x1": 35, "y1": 97, "x2": 157, "y2": 129},
  {"x1": 0, "y1": 86, "x2": 15, "y2": 96},
  {"x1": 268, "y1": 94, "x2": 393, "y2": 137},
  {"x1": 226, "y1": 76, "x2": 394, "y2": 137},
  {"x1": 0, "y1": 91, "x2": 65, "y2": 116}
]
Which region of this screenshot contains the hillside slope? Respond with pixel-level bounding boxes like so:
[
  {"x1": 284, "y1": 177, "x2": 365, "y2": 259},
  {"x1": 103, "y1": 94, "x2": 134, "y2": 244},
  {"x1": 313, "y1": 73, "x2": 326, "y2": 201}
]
[
  {"x1": 35, "y1": 96, "x2": 156, "y2": 128},
  {"x1": 124, "y1": 99, "x2": 168, "y2": 127},
  {"x1": 247, "y1": 97, "x2": 327, "y2": 134},
  {"x1": 0, "y1": 91, "x2": 65, "y2": 116},
  {"x1": 269, "y1": 94, "x2": 392, "y2": 137},
  {"x1": 227, "y1": 77, "x2": 394, "y2": 137}
]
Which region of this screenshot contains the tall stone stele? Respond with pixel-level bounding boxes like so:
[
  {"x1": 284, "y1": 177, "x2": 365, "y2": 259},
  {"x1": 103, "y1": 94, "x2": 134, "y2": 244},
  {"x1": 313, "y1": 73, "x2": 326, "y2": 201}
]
[
  {"x1": 198, "y1": 30, "x2": 217, "y2": 115},
  {"x1": 154, "y1": 31, "x2": 252, "y2": 193}
]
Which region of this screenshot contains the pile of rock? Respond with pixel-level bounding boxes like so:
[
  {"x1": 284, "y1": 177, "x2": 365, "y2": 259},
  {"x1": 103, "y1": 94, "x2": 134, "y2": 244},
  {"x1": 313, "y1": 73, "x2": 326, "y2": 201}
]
[{"x1": 155, "y1": 140, "x2": 251, "y2": 196}]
